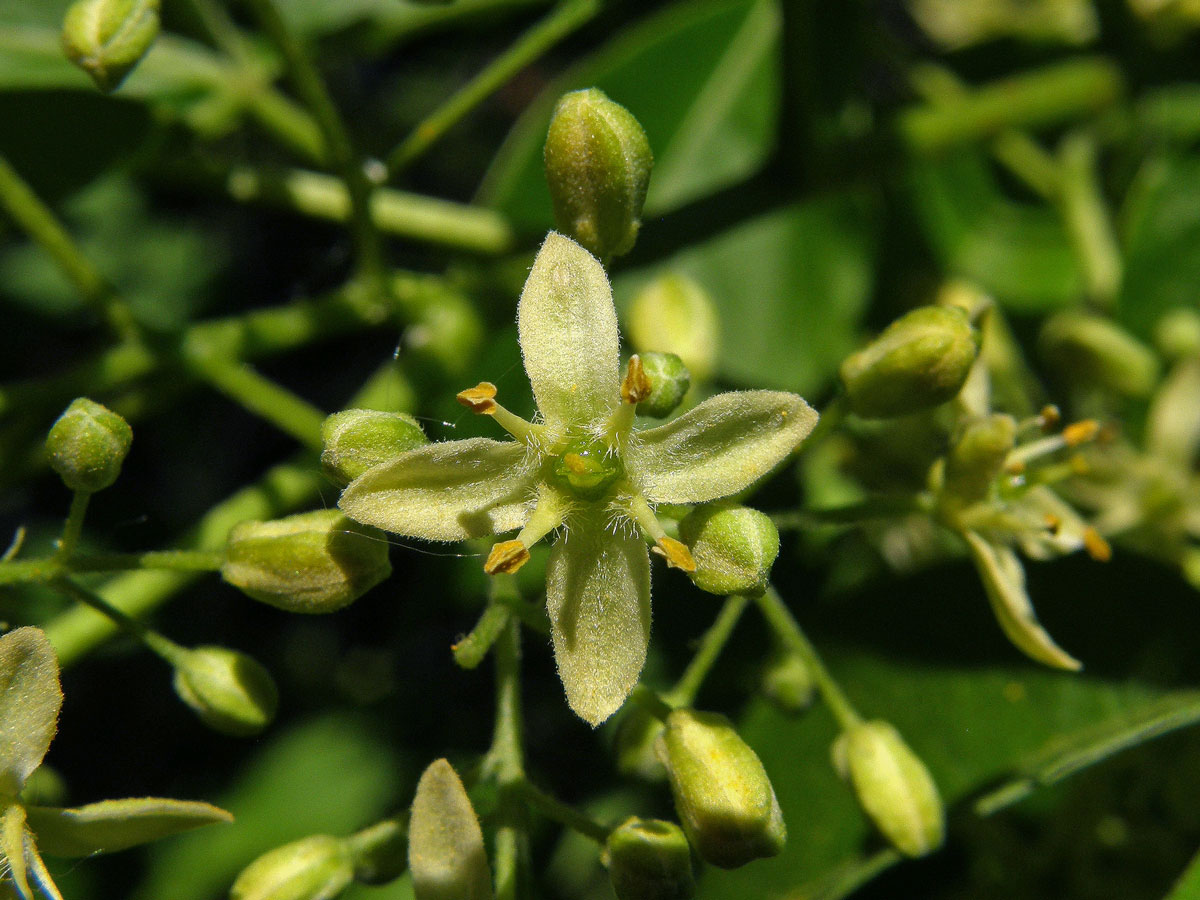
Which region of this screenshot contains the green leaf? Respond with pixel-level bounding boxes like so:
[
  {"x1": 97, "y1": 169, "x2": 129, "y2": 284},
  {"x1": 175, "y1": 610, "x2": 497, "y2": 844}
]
[
  {"x1": 26, "y1": 798, "x2": 232, "y2": 857},
  {"x1": 479, "y1": 0, "x2": 780, "y2": 228},
  {"x1": 0, "y1": 628, "x2": 61, "y2": 799}
]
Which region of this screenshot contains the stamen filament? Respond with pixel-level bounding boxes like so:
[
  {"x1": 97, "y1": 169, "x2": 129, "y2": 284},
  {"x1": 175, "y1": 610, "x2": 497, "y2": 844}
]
[
  {"x1": 483, "y1": 490, "x2": 568, "y2": 575},
  {"x1": 456, "y1": 381, "x2": 545, "y2": 447},
  {"x1": 622, "y1": 493, "x2": 696, "y2": 572}
]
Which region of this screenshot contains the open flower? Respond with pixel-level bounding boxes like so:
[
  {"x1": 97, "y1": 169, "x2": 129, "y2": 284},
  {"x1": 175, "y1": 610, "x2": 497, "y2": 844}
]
[{"x1": 340, "y1": 234, "x2": 817, "y2": 725}]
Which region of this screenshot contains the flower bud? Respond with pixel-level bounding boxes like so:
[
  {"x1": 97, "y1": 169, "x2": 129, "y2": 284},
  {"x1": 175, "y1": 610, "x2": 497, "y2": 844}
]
[
  {"x1": 678, "y1": 504, "x2": 779, "y2": 597},
  {"x1": 605, "y1": 817, "x2": 695, "y2": 900},
  {"x1": 409, "y1": 759, "x2": 493, "y2": 900},
  {"x1": 940, "y1": 414, "x2": 1016, "y2": 507},
  {"x1": 345, "y1": 819, "x2": 407, "y2": 885},
  {"x1": 45, "y1": 397, "x2": 132, "y2": 493},
  {"x1": 321, "y1": 409, "x2": 427, "y2": 486},
  {"x1": 1155, "y1": 307, "x2": 1200, "y2": 362},
  {"x1": 230, "y1": 835, "x2": 355, "y2": 900},
  {"x1": 172, "y1": 645, "x2": 278, "y2": 737},
  {"x1": 634, "y1": 352, "x2": 690, "y2": 418},
  {"x1": 840, "y1": 306, "x2": 979, "y2": 418},
  {"x1": 62, "y1": 0, "x2": 160, "y2": 92},
  {"x1": 222, "y1": 510, "x2": 391, "y2": 614},
  {"x1": 544, "y1": 88, "x2": 652, "y2": 261},
  {"x1": 831, "y1": 720, "x2": 944, "y2": 858},
  {"x1": 655, "y1": 709, "x2": 785, "y2": 869},
  {"x1": 627, "y1": 274, "x2": 719, "y2": 382},
  {"x1": 615, "y1": 709, "x2": 667, "y2": 781},
  {"x1": 760, "y1": 652, "x2": 814, "y2": 715},
  {"x1": 1040, "y1": 311, "x2": 1160, "y2": 397}
]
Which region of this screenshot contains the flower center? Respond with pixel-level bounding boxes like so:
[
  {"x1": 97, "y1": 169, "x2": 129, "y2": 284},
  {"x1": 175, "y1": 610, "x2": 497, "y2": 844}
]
[{"x1": 550, "y1": 438, "x2": 623, "y2": 500}]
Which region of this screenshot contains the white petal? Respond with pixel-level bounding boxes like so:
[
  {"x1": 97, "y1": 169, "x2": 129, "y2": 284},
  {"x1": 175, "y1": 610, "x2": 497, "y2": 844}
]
[
  {"x1": 339, "y1": 438, "x2": 533, "y2": 541},
  {"x1": 518, "y1": 233, "x2": 620, "y2": 430},
  {"x1": 626, "y1": 391, "x2": 817, "y2": 504},
  {"x1": 546, "y1": 512, "x2": 650, "y2": 726}
]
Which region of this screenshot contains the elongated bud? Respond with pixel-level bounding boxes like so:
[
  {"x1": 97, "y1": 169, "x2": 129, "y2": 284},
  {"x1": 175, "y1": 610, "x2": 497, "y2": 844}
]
[
  {"x1": 321, "y1": 409, "x2": 427, "y2": 486},
  {"x1": 222, "y1": 510, "x2": 391, "y2": 614},
  {"x1": 1040, "y1": 311, "x2": 1160, "y2": 397},
  {"x1": 172, "y1": 645, "x2": 278, "y2": 737},
  {"x1": 605, "y1": 817, "x2": 695, "y2": 900},
  {"x1": 1155, "y1": 308, "x2": 1200, "y2": 362},
  {"x1": 656, "y1": 709, "x2": 786, "y2": 869},
  {"x1": 831, "y1": 720, "x2": 944, "y2": 858},
  {"x1": 940, "y1": 414, "x2": 1016, "y2": 507},
  {"x1": 231, "y1": 835, "x2": 355, "y2": 900},
  {"x1": 62, "y1": 0, "x2": 159, "y2": 92},
  {"x1": 679, "y1": 504, "x2": 778, "y2": 596},
  {"x1": 628, "y1": 275, "x2": 719, "y2": 382},
  {"x1": 615, "y1": 709, "x2": 667, "y2": 781},
  {"x1": 635, "y1": 352, "x2": 690, "y2": 418},
  {"x1": 45, "y1": 397, "x2": 132, "y2": 493},
  {"x1": 409, "y1": 759, "x2": 493, "y2": 900},
  {"x1": 841, "y1": 306, "x2": 979, "y2": 418},
  {"x1": 760, "y1": 652, "x2": 814, "y2": 715},
  {"x1": 544, "y1": 88, "x2": 652, "y2": 261}
]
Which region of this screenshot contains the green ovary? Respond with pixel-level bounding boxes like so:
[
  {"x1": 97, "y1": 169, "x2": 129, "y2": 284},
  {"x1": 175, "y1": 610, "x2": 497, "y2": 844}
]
[{"x1": 550, "y1": 439, "x2": 624, "y2": 500}]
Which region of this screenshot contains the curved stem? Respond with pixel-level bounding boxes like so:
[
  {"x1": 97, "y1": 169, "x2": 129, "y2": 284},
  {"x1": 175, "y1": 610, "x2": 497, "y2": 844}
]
[
  {"x1": 55, "y1": 491, "x2": 90, "y2": 562},
  {"x1": 665, "y1": 592, "x2": 749, "y2": 707}
]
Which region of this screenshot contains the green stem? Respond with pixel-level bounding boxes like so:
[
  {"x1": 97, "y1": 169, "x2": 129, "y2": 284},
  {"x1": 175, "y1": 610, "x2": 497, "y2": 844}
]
[
  {"x1": 0, "y1": 153, "x2": 138, "y2": 341},
  {"x1": 756, "y1": 585, "x2": 862, "y2": 729},
  {"x1": 1056, "y1": 132, "x2": 1121, "y2": 310},
  {"x1": 453, "y1": 602, "x2": 512, "y2": 670},
  {"x1": 245, "y1": 91, "x2": 327, "y2": 165},
  {"x1": 385, "y1": 0, "x2": 599, "y2": 177},
  {"x1": 56, "y1": 491, "x2": 91, "y2": 562},
  {"x1": 51, "y1": 577, "x2": 183, "y2": 663},
  {"x1": 514, "y1": 780, "x2": 609, "y2": 844},
  {"x1": 664, "y1": 593, "x2": 749, "y2": 707},
  {"x1": 771, "y1": 495, "x2": 930, "y2": 530},
  {"x1": 487, "y1": 619, "x2": 527, "y2": 900},
  {"x1": 0, "y1": 550, "x2": 224, "y2": 585}
]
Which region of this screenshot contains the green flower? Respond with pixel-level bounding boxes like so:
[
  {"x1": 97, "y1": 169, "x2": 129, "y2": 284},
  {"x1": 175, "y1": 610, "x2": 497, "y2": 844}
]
[
  {"x1": 340, "y1": 234, "x2": 817, "y2": 725},
  {"x1": 0, "y1": 627, "x2": 231, "y2": 900}
]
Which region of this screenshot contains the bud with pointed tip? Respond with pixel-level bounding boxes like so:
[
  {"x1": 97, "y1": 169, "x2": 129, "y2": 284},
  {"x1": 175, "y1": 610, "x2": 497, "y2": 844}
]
[
  {"x1": 409, "y1": 759, "x2": 493, "y2": 900},
  {"x1": 62, "y1": 0, "x2": 160, "y2": 92},
  {"x1": 230, "y1": 835, "x2": 355, "y2": 900},
  {"x1": 1040, "y1": 311, "x2": 1159, "y2": 397},
  {"x1": 605, "y1": 817, "x2": 695, "y2": 900},
  {"x1": 222, "y1": 510, "x2": 391, "y2": 614},
  {"x1": 635, "y1": 352, "x2": 690, "y2": 418},
  {"x1": 655, "y1": 709, "x2": 785, "y2": 869},
  {"x1": 628, "y1": 275, "x2": 719, "y2": 382},
  {"x1": 760, "y1": 652, "x2": 814, "y2": 715},
  {"x1": 831, "y1": 720, "x2": 944, "y2": 858},
  {"x1": 544, "y1": 88, "x2": 652, "y2": 261},
  {"x1": 679, "y1": 504, "x2": 779, "y2": 597},
  {"x1": 321, "y1": 409, "x2": 427, "y2": 486},
  {"x1": 172, "y1": 645, "x2": 278, "y2": 737},
  {"x1": 841, "y1": 306, "x2": 979, "y2": 418},
  {"x1": 45, "y1": 397, "x2": 132, "y2": 493}
]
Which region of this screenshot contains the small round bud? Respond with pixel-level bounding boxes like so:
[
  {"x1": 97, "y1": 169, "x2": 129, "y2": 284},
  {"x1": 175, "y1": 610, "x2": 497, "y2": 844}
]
[
  {"x1": 172, "y1": 645, "x2": 279, "y2": 737},
  {"x1": 230, "y1": 835, "x2": 355, "y2": 900},
  {"x1": 605, "y1": 817, "x2": 695, "y2": 900},
  {"x1": 1155, "y1": 307, "x2": 1200, "y2": 362},
  {"x1": 635, "y1": 353, "x2": 691, "y2": 418},
  {"x1": 544, "y1": 88, "x2": 652, "y2": 261},
  {"x1": 656, "y1": 708, "x2": 786, "y2": 869},
  {"x1": 615, "y1": 709, "x2": 667, "y2": 781},
  {"x1": 678, "y1": 504, "x2": 779, "y2": 597},
  {"x1": 940, "y1": 414, "x2": 1016, "y2": 507},
  {"x1": 831, "y1": 720, "x2": 945, "y2": 858},
  {"x1": 760, "y1": 652, "x2": 814, "y2": 715},
  {"x1": 321, "y1": 409, "x2": 427, "y2": 486},
  {"x1": 222, "y1": 510, "x2": 392, "y2": 614},
  {"x1": 345, "y1": 819, "x2": 407, "y2": 886},
  {"x1": 1040, "y1": 311, "x2": 1160, "y2": 397},
  {"x1": 409, "y1": 759, "x2": 493, "y2": 900},
  {"x1": 45, "y1": 397, "x2": 132, "y2": 493},
  {"x1": 62, "y1": 0, "x2": 160, "y2": 92},
  {"x1": 840, "y1": 306, "x2": 979, "y2": 418},
  {"x1": 628, "y1": 275, "x2": 719, "y2": 382}
]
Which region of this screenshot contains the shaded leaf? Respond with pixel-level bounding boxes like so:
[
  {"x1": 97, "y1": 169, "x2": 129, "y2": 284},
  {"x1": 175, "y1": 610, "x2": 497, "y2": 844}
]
[{"x1": 26, "y1": 797, "x2": 232, "y2": 857}]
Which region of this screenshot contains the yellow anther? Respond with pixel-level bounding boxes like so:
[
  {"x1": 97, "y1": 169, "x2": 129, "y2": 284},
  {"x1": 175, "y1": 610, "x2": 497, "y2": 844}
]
[
  {"x1": 653, "y1": 536, "x2": 696, "y2": 572},
  {"x1": 620, "y1": 354, "x2": 652, "y2": 405},
  {"x1": 1044, "y1": 514, "x2": 1062, "y2": 535},
  {"x1": 1005, "y1": 459, "x2": 1027, "y2": 476},
  {"x1": 1082, "y1": 527, "x2": 1112, "y2": 563},
  {"x1": 456, "y1": 382, "x2": 498, "y2": 415},
  {"x1": 484, "y1": 540, "x2": 530, "y2": 575},
  {"x1": 1062, "y1": 419, "x2": 1100, "y2": 447},
  {"x1": 1039, "y1": 405, "x2": 1062, "y2": 431}
]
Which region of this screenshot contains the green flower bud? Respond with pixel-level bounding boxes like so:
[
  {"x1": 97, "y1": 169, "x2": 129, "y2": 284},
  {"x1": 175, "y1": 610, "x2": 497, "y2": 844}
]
[
  {"x1": 61, "y1": 0, "x2": 160, "y2": 92},
  {"x1": 409, "y1": 759, "x2": 493, "y2": 900},
  {"x1": 831, "y1": 720, "x2": 945, "y2": 858},
  {"x1": 321, "y1": 409, "x2": 427, "y2": 486},
  {"x1": 1040, "y1": 311, "x2": 1160, "y2": 397},
  {"x1": 172, "y1": 645, "x2": 278, "y2": 737},
  {"x1": 544, "y1": 88, "x2": 652, "y2": 261},
  {"x1": 615, "y1": 709, "x2": 667, "y2": 781},
  {"x1": 940, "y1": 414, "x2": 1016, "y2": 508},
  {"x1": 655, "y1": 709, "x2": 786, "y2": 869},
  {"x1": 760, "y1": 652, "x2": 814, "y2": 715},
  {"x1": 45, "y1": 397, "x2": 133, "y2": 493},
  {"x1": 605, "y1": 817, "x2": 695, "y2": 900},
  {"x1": 222, "y1": 510, "x2": 392, "y2": 614},
  {"x1": 628, "y1": 274, "x2": 719, "y2": 382},
  {"x1": 345, "y1": 819, "x2": 406, "y2": 886},
  {"x1": 841, "y1": 306, "x2": 979, "y2": 418},
  {"x1": 678, "y1": 504, "x2": 779, "y2": 597},
  {"x1": 230, "y1": 835, "x2": 355, "y2": 900},
  {"x1": 1154, "y1": 307, "x2": 1200, "y2": 362},
  {"x1": 635, "y1": 352, "x2": 690, "y2": 418}
]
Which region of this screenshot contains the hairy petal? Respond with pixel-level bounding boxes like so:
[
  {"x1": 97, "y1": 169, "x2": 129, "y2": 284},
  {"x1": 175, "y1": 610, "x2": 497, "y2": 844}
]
[
  {"x1": 627, "y1": 391, "x2": 818, "y2": 504},
  {"x1": 26, "y1": 798, "x2": 233, "y2": 857},
  {"x1": 0, "y1": 628, "x2": 62, "y2": 799},
  {"x1": 2, "y1": 803, "x2": 32, "y2": 899},
  {"x1": 546, "y1": 511, "x2": 650, "y2": 727},
  {"x1": 518, "y1": 233, "x2": 620, "y2": 430},
  {"x1": 339, "y1": 438, "x2": 534, "y2": 542}
]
